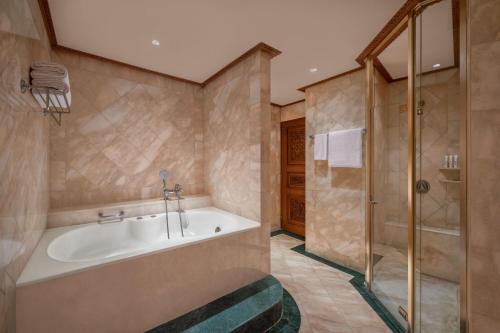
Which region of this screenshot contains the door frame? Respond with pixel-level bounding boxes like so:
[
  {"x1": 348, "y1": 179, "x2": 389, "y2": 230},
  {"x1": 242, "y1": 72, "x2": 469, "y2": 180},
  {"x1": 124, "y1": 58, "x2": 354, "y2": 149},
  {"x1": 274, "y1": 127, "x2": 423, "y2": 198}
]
[{"x1": 280, "y1": 117, "x2": 306, "y2": 236}]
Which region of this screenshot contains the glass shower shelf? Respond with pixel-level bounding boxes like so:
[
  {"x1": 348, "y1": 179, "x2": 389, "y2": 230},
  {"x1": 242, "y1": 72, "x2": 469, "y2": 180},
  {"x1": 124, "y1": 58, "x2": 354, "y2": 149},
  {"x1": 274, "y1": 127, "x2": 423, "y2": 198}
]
[
  {"x1": 439, "y1": 168, "x2": 460, "y2": 171},
  {"x1": 439, "y1": 179, "x2": 462, "y2": 184}
]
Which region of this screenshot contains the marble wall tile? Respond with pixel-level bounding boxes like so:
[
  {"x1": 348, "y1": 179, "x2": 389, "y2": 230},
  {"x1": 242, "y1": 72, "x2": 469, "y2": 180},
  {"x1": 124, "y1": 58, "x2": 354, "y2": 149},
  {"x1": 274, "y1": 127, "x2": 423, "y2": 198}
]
[
  {"x1": 47, "y1": 195, "x2": 212, "y2": 228},
  {"x1": 49, "y1": 49, "x2": 205, "y2": 209},
  {"x1": 270, "y1": 105, "x2": 281, "y2": 231},
  {"x1": 469, "y1": 1, "x2": 500, "y2": 327},
  {"x1": 304, "y1": 69, "x2": 367, "y2": 272},
  {"x1": 0, "y1": 1, "x2": 51, "y2": 332},
  {"x1": 202, "y1": 49, "x2": 273, "y2": 283},
  {"x1": 203, "y1": 50, "x2": 271, "y2": 223},
  {"x1": 384, "y1": 69, "x2": 460, "y2": 233},
  {"x1": 280, "y1": 101, "x2": 305, "y2": 122}
]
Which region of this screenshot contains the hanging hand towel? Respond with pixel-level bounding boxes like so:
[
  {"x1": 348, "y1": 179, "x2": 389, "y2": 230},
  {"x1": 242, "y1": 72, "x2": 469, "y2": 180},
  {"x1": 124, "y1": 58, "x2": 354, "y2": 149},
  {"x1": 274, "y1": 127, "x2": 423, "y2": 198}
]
[
  {"x1": 328, "y1": 128, "x2": 363, "y2": 168},
  {"x1": 314, "y1": 133, "x2": 328, "y2": 160}
]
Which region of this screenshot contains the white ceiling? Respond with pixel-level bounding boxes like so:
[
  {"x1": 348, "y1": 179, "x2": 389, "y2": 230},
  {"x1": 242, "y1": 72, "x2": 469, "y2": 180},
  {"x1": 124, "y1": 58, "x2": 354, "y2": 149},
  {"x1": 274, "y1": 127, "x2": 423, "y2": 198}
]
[
  {"x1": 47, "y1": 0, "x2": 405, "y2": 105},
  {"x1": 378, "y1": 0, "x2": 455, "y2": 79}
]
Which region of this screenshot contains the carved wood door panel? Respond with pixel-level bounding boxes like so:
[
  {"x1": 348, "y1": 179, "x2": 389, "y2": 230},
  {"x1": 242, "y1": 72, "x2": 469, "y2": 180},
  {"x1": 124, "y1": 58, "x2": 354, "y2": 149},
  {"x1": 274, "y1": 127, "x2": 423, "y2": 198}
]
[{"x1": 281, "y1": 117, "x2": 305, "y2": 236}]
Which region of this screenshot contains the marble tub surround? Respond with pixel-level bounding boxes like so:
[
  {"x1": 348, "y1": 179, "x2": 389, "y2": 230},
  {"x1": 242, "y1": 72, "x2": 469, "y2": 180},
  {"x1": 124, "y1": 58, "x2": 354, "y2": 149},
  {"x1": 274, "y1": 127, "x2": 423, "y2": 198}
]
[
  {"x1": 0, "y1": 0, "x2": 52, "y2": 332},
  {"x1": 47, "y1": 195, "x2": 211, "y2": 228},
  {"x1": 304, "y1": 68, "x2": 367, "y2": 272},
  {"x1": 469, "y1": 0, "x2": 500, "y2": 331},
  {"x1": 16, "y1": 225, "x2": 267, "y2": 333},
  {"x1": 49, "y1": 48, "x2": 205, "y2": 209},
  {"x1": 18, "y1": 207, "x2": 260, "y2": 286}
]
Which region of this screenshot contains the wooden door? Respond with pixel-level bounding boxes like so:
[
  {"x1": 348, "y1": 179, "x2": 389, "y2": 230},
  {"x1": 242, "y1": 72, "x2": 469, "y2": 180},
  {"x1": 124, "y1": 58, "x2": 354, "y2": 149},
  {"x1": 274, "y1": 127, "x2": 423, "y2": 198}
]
[{"x1": 280, "y1": 117, "x2": 306, "y2": 236}]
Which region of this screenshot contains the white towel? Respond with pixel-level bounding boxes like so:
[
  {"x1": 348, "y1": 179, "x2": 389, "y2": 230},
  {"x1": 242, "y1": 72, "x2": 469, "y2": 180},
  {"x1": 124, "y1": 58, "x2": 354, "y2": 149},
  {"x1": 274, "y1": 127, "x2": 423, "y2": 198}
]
[
  {"x1": 314, "y1": 133, "x2": 328, "y2": 160},
  {"x1": 31, "y1": 72, "x2": 71, "y2": 109},
  {"x1": 328, "y1": 128, "x2": 363, "y2": 168}
]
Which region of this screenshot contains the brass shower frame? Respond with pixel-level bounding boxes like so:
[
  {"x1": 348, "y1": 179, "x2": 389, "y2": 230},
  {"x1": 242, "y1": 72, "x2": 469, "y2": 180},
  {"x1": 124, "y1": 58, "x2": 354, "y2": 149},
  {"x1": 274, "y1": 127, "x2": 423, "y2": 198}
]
[{"x1": 363, "y1": 0, "x2": 469, "y2": 332}]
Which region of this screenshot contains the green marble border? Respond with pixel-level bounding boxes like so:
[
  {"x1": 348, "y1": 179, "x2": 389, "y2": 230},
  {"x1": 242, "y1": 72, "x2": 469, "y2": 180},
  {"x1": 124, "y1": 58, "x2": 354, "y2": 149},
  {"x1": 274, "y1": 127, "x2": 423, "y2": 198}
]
[
  {"x1": 147, "y1": 275, "x2": 283, "y2": 333},
  {"x1": 290, "y1": 244, "x2": 406, "y2": 333},
  {"x1": 147, "y1": 275, "x2": 301, "y2": 333},
  {"x1": 270, "y1": 229, "x2": 305, "y2": 241},
  {"x1": 268, "y1": 289, "x2": 301, "y2": 333}
]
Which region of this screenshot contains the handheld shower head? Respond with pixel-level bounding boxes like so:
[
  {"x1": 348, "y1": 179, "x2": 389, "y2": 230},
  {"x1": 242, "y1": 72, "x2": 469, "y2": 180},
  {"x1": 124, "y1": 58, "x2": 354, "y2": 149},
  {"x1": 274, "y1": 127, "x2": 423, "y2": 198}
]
[{"x1": 159, "y1": 170, "x2": 169, "y2": 187}]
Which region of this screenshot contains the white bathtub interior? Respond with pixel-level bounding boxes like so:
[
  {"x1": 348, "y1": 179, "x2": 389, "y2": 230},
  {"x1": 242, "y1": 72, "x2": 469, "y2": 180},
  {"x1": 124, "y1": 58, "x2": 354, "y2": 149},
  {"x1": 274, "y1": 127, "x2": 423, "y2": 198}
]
[{"x1": 18, "y1": 207, "x2": 260, "y2": 287}]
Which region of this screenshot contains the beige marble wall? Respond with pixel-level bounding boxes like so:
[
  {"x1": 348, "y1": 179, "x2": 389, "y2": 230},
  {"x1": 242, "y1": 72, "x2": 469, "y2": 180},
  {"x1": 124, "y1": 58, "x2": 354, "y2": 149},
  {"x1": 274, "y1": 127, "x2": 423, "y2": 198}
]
[
  {"x1": 281, "y1": 101, "x2": 305, "y2": 122},
  {"x1": 304, "y1": 69, "x2": 367, "y2": 272},
  {"x1": 0, "y1": 0, "x2": 51, "y2": 332},
  {"x1": 203, "y1": 50, "x2": 271, "y2": 223},
  {"x1": 468, "y1": 0, "x2": 500, "y2": 331},
  {"x1": 378, "y1": 69, "x2": 461, "y2": 282},
  {"x1": 270, "y1": 104, "x2": 281, "y2": 231},
  {"x1": 384, "y1": 69, "x2": 460, "y2": 233},
  {"x1": 49, "y1": 49, "x2": 205, "y2": 209}
]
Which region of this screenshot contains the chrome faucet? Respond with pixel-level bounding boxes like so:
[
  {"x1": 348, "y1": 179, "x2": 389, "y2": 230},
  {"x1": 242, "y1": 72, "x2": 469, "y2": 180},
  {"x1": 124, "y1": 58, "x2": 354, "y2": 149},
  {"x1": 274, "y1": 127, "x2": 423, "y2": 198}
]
[
  {"x1": 160, "y1": 170, "x2": 171, "y2": 239},
  {"x1": 159, "y1": 170, "x2": 187, "y2": 238}
]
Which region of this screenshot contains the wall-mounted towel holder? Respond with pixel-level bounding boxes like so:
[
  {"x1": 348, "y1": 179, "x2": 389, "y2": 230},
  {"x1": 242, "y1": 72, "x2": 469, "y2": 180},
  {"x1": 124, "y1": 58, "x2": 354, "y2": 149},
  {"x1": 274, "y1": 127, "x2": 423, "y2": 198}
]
[
  {"x1": 308, "y1": 128, "x2": 366, "y2": 140},
  {"x1": 20, "y1": 79, "x2": 71, "y2": 126}
]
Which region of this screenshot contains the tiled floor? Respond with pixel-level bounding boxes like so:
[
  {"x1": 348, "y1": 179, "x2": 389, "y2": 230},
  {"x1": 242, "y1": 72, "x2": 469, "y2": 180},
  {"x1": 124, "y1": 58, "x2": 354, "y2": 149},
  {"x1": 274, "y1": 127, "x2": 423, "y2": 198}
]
[
  {"x1": 372, "y1": 243, "x2": 459, "y2": 333},
  {"x1": 271, "y1": 234, "x2": 391, "y2": 333}
]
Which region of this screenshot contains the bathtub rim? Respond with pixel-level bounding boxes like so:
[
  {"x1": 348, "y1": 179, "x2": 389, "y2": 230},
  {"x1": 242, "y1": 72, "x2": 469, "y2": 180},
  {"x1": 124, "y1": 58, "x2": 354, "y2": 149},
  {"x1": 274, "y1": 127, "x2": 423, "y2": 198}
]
[{"x1": 17, "y1": 206, "x2": 260, "y2": 287}]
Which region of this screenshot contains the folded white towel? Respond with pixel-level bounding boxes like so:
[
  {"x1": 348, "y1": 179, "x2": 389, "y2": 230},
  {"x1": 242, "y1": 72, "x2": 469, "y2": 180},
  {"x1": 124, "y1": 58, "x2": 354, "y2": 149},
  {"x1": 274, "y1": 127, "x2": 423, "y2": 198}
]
[
  {"x1": 314, "y1": 133, "x2": 328, "y2": 160},
  {"x1": 30, "y1": 61, "x2": 67, "y2": 76},
  {"x1": 31, "y1": 72, "x2": 70, "y2": 93},
  {"x1": 31, "y1": 73, "x2": 71, "y2": 109},
  {"x1": 328, "y1": 128, "x2": 363, "y2": 168}
]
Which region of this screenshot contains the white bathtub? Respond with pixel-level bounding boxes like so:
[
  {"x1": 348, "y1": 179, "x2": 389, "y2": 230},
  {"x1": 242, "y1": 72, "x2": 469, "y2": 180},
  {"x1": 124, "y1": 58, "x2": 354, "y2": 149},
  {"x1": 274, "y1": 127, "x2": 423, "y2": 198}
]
[{"x1": 17, "y1": 207, "x2": 260, "y2": 286}]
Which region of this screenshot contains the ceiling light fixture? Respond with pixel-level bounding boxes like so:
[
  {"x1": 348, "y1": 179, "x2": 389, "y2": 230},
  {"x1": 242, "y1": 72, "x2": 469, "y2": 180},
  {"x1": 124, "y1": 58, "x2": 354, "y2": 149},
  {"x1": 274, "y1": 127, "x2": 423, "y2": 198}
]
[
  {"x1": 152, "y1": 40, "x2": 160, "y2": 46},
  {"x1": 309, "y1": 68, "x2": 318, "y2": 73},
  {"x1": 432, "y1": 63, "x2": 441, "y2": 68}
]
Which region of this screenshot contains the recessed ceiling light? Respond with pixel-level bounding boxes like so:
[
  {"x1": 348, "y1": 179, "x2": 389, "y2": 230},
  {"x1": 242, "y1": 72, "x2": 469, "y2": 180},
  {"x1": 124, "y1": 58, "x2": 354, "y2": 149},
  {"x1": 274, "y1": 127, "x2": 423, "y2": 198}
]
[
  {"x1": 433, "y1": 63, "x2": 441, "y2": 68},
  {"x1": 152, "y1": 40, "x2": 160, "y2": 46},
  {"x1": 309, "y1": 68, "x2": 318, "y2": 73}
]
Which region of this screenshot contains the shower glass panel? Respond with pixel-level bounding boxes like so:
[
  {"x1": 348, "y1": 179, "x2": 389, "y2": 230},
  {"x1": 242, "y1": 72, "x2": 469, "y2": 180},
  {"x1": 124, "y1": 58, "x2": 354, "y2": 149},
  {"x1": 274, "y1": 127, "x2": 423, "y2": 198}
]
[
  {"x1": 370, "y1": 58, "x2": 408, "y2": 329},
  {"x1": 414, "y1": 1, "x2": 461, "y2": 332}
]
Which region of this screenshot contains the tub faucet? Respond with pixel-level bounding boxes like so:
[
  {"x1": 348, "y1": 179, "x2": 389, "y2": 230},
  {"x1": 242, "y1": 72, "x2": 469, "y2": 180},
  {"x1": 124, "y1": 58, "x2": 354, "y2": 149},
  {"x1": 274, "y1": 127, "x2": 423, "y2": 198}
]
[
  {"x1": 160, "y1": 170, "x2": 187, "y2": 238},
  {"x1": 160, "y1": 170, "x2": 171, "y2": 239},
  {"x1": 173, "y1": 184, "x2": 189, "y2": 230}
]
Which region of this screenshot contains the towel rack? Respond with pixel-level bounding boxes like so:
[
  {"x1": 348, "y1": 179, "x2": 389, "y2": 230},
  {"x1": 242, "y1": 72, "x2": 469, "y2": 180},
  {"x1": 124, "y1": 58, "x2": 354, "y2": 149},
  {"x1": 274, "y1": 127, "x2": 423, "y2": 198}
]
[
  {"x1": 308, "y1": 128, "x2": 366, "y2": 140},
  {"x1": 20, "y1": 79, "x2": 71, "y2": 126}
]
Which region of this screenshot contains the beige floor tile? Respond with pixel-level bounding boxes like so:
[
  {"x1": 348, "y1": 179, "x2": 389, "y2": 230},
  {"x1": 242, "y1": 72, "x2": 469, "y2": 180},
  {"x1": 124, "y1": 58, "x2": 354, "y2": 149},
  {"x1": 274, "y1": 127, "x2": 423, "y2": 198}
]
[{"x1": 271, "y1": 234, "x2": 390, "y2": 333}]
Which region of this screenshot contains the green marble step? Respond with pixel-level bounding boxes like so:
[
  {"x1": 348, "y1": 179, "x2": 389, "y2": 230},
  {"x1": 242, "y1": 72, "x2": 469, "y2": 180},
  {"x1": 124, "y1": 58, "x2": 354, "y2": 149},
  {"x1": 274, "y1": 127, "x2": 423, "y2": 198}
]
[{"x1": 147, "y1": 275, "x2": 293, "y2": 333}]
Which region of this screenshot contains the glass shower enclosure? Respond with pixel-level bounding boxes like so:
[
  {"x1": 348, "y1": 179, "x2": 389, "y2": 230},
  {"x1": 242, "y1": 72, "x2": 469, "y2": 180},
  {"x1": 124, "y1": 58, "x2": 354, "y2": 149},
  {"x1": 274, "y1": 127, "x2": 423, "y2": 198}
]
[{"x1": 364, "y1": 0, "x2": 467, "y2": 332}]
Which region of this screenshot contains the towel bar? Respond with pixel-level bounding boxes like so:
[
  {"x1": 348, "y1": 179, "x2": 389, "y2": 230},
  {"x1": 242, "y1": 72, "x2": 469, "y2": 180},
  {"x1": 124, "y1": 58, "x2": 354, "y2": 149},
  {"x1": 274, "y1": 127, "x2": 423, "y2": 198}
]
[{"x1": 308, "y1": 128, "x2": 366, "y2": 139}]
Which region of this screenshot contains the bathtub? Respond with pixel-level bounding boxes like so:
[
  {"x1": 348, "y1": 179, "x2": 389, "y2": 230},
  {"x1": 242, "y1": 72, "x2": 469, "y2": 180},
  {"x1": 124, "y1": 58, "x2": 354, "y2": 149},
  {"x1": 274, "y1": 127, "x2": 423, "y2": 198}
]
[
  {"x1": 18, "y1": 207, "x2": 260, "y2": 286},
  {"x1": 17, "y1": 205, "x2": 269, "y2": 332}
]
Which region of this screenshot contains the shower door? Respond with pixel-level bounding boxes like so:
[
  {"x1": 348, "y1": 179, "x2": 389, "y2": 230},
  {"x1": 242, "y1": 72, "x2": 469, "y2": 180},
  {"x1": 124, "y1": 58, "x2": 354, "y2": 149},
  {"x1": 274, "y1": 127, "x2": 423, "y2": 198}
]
[{"x1": 412, "y1": 1, "x2": 462, "y2": 332}]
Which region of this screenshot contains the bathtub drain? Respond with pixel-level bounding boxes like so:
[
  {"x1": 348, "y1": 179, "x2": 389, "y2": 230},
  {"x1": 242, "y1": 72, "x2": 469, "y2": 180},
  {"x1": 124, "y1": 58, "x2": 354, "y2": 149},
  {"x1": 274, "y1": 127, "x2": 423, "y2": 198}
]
[{"x1": 215, "y1": 226, "x2": 221, "y2": 233}]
